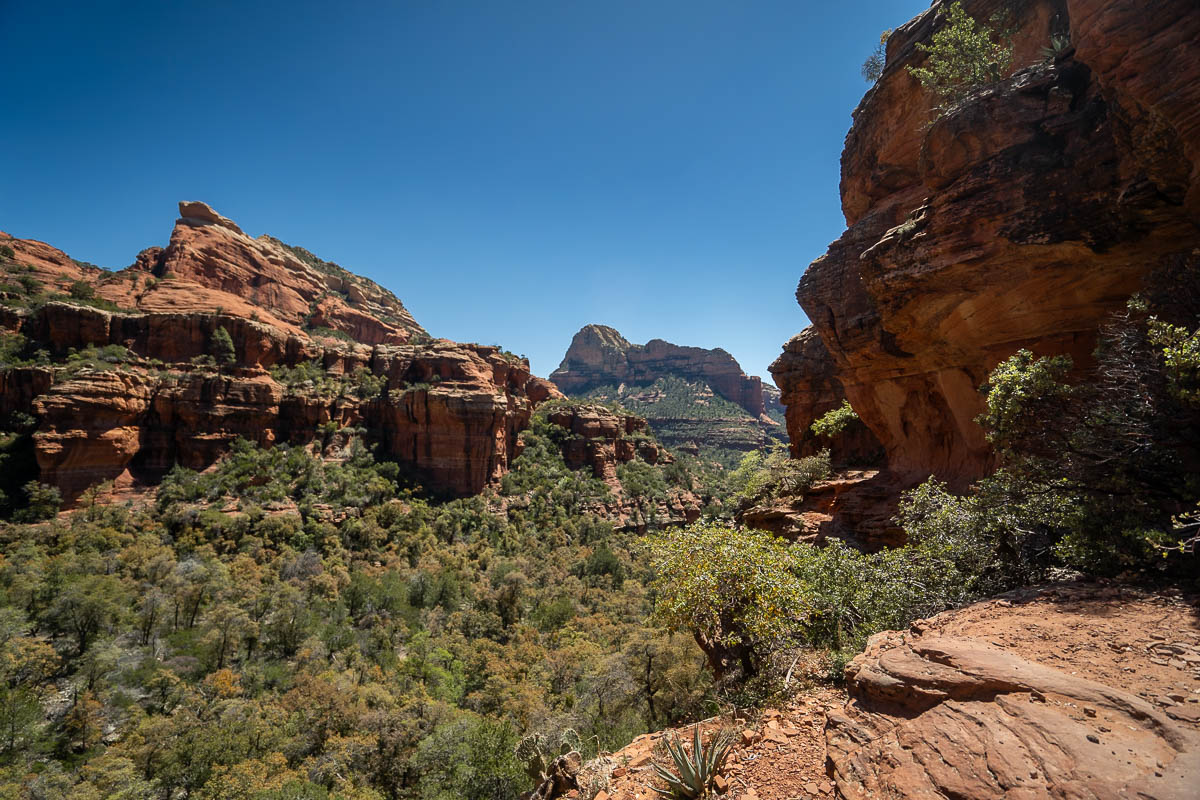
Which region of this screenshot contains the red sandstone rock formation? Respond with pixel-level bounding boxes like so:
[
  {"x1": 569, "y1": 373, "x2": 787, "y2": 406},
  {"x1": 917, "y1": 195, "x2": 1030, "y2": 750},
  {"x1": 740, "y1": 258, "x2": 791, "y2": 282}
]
[
  {"x1": 551, "y1": 324, "x2": 767, "y2": 417},
  {"x1": 543, "y1": 403, "x2": 671, "y2": 485},
  {"x1": 828, "y1": 585, "x2": 1200, "y2": 799},
  {"x1": 769, "y1": 328, "x2": 882, "y2": 467},
  {"x1": 532, "y1": 402, "x2": 700, "y2": 529},
  {"x1": 782, "y1": 0, "x2": 1200, "y2": 492},
  {"x1": 0, "y1": 204, "x2": 561, "y2": 501},
  {"x1": 599, "y1": 584, "x2": 1200, "y2": 799}
]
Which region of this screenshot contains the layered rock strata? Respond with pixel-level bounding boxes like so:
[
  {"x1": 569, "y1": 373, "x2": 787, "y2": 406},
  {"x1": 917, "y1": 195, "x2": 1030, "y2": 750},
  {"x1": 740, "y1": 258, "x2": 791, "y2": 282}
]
[
  {"x1": 783, "y1": 0, "x2": 1200, "y2": 490},
  {"x1": 828, "y1": 585, "x2": 1200, "y2": 799},
  {"x1": 0, "y1": 204, "x2": 560, "y2": 501},
  {"x1": 542, "y1": 403, "x2": 670, "y2": 484}
]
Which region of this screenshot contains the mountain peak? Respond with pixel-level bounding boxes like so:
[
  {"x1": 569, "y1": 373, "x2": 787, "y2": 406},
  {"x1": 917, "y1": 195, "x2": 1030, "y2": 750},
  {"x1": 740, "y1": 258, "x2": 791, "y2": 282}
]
[{"x1": 551, "y1": 323, "x2": 765, "y2": 417}]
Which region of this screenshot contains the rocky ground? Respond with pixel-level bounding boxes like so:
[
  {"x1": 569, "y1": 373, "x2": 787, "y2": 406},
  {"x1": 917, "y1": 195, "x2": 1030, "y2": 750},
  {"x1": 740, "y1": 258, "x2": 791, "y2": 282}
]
[{"x1": 584, "y1": 582, "x2": 1199, "y2": 800}]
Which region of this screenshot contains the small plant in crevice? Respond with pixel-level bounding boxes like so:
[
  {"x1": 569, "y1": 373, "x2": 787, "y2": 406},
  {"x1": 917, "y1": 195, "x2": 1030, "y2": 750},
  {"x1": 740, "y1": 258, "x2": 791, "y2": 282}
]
[
  {"x1": 861, "y1": 29, "x2": 891, "y2": 82},
  {"x1": 1041, "y1": 33, "x2": 1072, "y2": 63},
  {"x1": 810, "y1": 399, "x2": 859, "y2": 438}
]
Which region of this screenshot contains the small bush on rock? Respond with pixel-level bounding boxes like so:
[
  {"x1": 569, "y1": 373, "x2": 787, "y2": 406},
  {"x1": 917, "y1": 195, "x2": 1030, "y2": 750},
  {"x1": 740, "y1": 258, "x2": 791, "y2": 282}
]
[{"x1": 907, "y1": 1, "x2": 1012, "y2": 108}]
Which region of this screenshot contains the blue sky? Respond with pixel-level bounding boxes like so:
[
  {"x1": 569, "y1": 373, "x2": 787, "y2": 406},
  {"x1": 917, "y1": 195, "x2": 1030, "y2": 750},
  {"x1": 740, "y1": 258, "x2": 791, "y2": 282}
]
[{"x1": 1, "y1": 0, "x2": 928, "y2": 383}]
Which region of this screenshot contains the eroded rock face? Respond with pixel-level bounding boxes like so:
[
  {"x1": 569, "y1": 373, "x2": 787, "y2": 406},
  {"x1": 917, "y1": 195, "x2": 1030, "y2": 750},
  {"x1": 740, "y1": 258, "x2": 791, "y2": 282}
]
[
  {"x1": 769, "y1": 328, "x2": 882, "y2": 467},
  {"x1": 787, "y1": 0, "x2": 1200, "y2": 488},
  {"x1": 543, "y1": 403, "x2": 670, "y2": 485},
  {"x1": 24, "y1": 342, "x2": 555, "y2": 503},
  {"x1": 551, "y1": 324, "x2": 767, "y2": 417},
  {"x1": 115, "y1": 202, "x2": 426, "y2": 344},
  {"x1": 1, "y1": 204, "x2": 562, "y2": 502},
  {"x1": 367, "y1": 342, "x2": 559, "y2": 496},
  {"x1": 827, "y1": 586, "x2": 1200, "y2": 799}
]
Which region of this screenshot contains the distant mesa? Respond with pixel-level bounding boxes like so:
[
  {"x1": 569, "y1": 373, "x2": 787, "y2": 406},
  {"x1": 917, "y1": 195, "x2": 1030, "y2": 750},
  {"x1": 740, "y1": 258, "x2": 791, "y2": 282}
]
[
  {"x1": 549, "y1": 324, "x2": 786, "y2": 465},
  {"x1": 550, "y1": 324, "x2": 767, "y2": 418}
]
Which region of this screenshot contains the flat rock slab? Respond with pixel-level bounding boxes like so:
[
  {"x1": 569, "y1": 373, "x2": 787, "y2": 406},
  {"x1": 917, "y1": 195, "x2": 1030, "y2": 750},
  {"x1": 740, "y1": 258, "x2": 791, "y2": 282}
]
[{"x1": 828, "y1": 586, "x2": 1200, "y2": 800}]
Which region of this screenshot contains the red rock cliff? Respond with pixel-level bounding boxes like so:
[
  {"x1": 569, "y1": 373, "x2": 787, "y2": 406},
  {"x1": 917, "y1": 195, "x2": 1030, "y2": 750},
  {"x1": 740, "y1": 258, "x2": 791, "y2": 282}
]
[
  {"x1": 0, "y1": 204, "x2": 561, "y2": 502},
  {"x1": 786, "y1": 0, "x2": 1200, "y2": 489}
]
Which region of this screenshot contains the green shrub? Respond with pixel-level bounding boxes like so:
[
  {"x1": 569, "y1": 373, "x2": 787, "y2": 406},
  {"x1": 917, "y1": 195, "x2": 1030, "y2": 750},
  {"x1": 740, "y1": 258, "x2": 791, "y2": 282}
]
[
  {"x1": 68, "y1": 280, "x2": 95, "y2": 301},
  {"x1": 0, "y1": 333, "x2": 30, "y2": 367},
  {"x1": 648, "y1": 524, "x2": 809, "y2": 679},
  {"x1": 349, "y1": 366, "x2": 385, "y2": 399},
  {"x1": 728, "y1": 446, "x2": 830, "y2": 508},
  {"x1": 13, "y1": 481, "x2": 61, "y2": 522},
  {"x1": 16, "y1": 275, "x2": 42, "y2": 296},
  {"x1": 959, "y1": 286, "x2": 1200, "y2": 575},
  {"x1": 1148, "y1": 316, "x2": 1200, "y2": 405},
  {"x1": 907, "y1": 1, "x2": 1012, "y2": 108},
  {"x1": 861, "y1": 29, "x2": 891, "y2": 82},
  {"x1": 409, "y1": 717, "x2": 528, "y2": 800},
  {"x1": 210, "y1": 326, "x2": 235, "y2": 366},
  {"x1": 304, "y1": 325, "x2": 354, "y2": 343},
  {"x1": 809, "y1": 400, "x2": 858, "y2": 438}
]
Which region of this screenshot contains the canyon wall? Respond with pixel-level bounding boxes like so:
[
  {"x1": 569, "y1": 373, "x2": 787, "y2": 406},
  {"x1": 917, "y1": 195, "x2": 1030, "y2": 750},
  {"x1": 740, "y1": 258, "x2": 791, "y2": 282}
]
[
  {"x1": 0, "y1": 203, "x2": 560, "y2": 502},
  {"x1": 783, "y1": 0, "x2": 1200, "y2": 489}
]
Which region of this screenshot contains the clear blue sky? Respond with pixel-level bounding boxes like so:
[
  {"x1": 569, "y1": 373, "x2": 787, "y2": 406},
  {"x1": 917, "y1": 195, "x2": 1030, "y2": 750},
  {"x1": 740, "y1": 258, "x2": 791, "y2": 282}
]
[{"x1": 1, "y1": 0, "x2": 928, "y2": 383}]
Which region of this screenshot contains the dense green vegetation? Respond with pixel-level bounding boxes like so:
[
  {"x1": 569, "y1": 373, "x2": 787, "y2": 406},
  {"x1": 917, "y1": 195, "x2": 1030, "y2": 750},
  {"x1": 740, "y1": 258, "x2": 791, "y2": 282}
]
[
  {"x1": 2, "y1": 226, "x2": 1195, "y2": 797},
  {"x1": 727, "y1": 447, "x2": 830, "y2": 510},
  {"x1": 581, "y1": 376, "x2": 785, "y2": 470},
  {"x1": 0, "y1": 409, "x2": 724, "y2": 798},
  {"x1": 650, "y1": 502, "x2": 1000, "y2": 682},
  {"x1": 809, "y1": 400, "x2": 858, "y2": 439},
  {"x1": 268, "y1": 361, "x2": 386, "y2": 401}
]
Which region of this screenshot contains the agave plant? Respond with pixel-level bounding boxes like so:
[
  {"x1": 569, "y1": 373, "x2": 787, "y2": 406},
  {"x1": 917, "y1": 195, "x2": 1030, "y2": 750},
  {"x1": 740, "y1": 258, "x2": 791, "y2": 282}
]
[
  {"x1": 1041, "y1": 33, "x2": 1072, "y2": 63},
  {"x1": 651, "y1": 727, "x2": 735, "y2": 799}
]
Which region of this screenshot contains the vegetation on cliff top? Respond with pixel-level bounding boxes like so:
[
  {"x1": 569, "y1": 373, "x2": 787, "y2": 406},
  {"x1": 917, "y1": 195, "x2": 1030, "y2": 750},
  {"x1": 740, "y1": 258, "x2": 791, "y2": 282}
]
[{"x1": 907, "y1": 1, "x2": 1013, "y2": 109}]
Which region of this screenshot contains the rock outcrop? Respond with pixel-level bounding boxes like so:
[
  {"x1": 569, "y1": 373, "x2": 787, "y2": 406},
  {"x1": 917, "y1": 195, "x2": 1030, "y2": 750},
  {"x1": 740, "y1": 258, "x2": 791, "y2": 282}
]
[
  {"x1": 533, "y1": 403, "x2": 700, "y2": 530},
  {"x1": 783, "y1": 0, "x2": 1200, "y2": 491},
  {"x1": 828, "y1": 584, "x2": 1200, "y2": 799},
  {"x1": 598, "y1": 584, "x2": 1200, "y2": 800},
  {"x1": 769, "y1": 328, "x2": 882, "y2": 466},
  {"x1": 0, "y1": 204, "x2": 561, "y2": 502},
  {"x1": 551, "y1": 325, "x2": 767, "y2": 417},
  {"x1": 543, "y1": 403, "x2": 670, "y2": 484}
]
